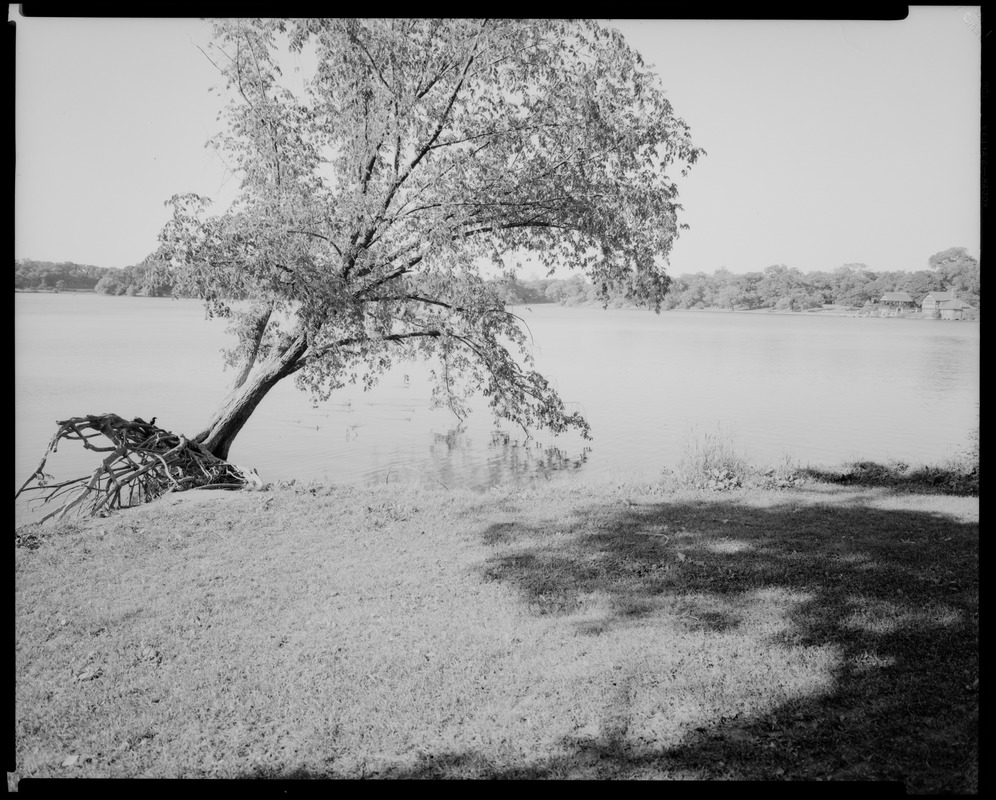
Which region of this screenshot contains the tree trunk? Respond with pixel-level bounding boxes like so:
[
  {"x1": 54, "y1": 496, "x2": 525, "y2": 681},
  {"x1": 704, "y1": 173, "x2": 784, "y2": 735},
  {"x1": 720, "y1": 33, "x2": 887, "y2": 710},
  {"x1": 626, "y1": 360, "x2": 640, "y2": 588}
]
[{"x1": 194, "y1": 333, "x2": 309, "y2": 461}]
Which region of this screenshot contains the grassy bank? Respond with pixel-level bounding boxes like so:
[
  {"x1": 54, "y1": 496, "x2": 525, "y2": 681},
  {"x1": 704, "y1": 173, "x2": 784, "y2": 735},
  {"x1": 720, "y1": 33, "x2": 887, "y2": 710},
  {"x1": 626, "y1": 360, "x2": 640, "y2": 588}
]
[{"x1": 13, "y1": 473, "x2": 977, "y2": 789}]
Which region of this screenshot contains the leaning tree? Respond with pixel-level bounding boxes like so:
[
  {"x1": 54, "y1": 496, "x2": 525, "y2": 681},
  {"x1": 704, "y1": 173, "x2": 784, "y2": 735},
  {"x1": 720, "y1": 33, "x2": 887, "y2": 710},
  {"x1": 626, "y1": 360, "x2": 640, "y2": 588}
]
[{"x1": 17, "y1": 17, "x2": 704, "y2": 520}]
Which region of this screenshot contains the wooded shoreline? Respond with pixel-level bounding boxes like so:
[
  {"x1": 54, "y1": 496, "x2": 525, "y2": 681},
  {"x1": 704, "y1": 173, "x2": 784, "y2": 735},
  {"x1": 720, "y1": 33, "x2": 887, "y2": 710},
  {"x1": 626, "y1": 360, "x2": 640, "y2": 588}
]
[{"x1": 15, "y1": 288, "x2": 980, "y2": 321}]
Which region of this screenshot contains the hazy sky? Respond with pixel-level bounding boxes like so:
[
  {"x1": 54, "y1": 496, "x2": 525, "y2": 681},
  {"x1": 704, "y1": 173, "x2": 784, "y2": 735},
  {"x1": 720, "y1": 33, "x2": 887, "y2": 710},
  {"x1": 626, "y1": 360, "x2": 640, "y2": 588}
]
[{"x1": 13, "y1": 9, "x2": 982, "y2": 275}]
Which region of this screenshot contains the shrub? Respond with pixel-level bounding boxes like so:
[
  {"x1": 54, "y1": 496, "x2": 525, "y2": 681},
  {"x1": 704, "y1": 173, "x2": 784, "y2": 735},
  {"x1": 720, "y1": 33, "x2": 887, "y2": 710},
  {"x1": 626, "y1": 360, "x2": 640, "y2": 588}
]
[
  {"x1": 674, "y1": 428, "x2": 753, "y2": 491},
  {"x1": 802, "y1": 454, "x2": 978, "y2": 496}
]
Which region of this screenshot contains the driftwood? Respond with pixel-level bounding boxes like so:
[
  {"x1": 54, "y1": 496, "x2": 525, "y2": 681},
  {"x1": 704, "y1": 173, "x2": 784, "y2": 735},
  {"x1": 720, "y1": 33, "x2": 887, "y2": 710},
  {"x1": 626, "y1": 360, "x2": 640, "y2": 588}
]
[{"x1": 15, "y1": 413, "x2": 260, "y2": 523}]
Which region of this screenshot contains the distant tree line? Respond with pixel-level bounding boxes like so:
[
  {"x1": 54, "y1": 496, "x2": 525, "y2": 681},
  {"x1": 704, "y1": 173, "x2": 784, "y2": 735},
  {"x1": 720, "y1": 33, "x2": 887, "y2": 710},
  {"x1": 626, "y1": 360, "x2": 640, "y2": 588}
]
[
  {"x1": 17, "y1": 247, "x2": 978, "y2": 312},
  {"x1": 493, "y1": 248, "x2": 980, "y2": 312},
  {"x1": 14, "y1": 260, "x2": 106, "y2": 292},
  {"x1": 15, "y1": 257, "x2": 176, "y2": 297}
]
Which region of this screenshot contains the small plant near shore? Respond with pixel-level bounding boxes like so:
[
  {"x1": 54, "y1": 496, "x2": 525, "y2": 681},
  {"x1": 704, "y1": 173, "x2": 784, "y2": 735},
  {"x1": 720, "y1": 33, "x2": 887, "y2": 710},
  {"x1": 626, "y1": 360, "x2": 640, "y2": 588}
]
[
  {"x1": 675, "y1": 428, "x2": 753, "y2": 491},
  {"x1": 756, "y1": 454, "x2": 807, "y2": 490}
]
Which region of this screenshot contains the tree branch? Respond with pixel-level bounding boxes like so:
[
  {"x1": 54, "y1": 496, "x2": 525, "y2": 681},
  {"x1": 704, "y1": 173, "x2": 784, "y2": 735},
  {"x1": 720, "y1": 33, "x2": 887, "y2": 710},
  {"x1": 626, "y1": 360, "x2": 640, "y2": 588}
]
[
  {"x1": 231, "y1": 302, "x2": 274, "y2": 390},
  {"x1": 288, "y1": 228, "x2": 343, "y2": 257},
  {"x1": 353, "y1": 251, "x2": 425, "y2": 292},
  {"x1": 350, "y1": 31, "x2": 394, "y2": 94},
  {"x1": 360, "y1": 22, "x2": 488, "y2": 252},
  {"x1": 295, "y1": 328, "x2": 442, "y2": 370}
]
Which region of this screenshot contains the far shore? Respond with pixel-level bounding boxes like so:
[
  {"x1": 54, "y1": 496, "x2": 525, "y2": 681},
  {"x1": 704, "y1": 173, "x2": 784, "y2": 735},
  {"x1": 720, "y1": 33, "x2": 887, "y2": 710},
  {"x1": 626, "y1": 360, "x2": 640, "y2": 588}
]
[
  {"x1": 17, "y1": 288, "x2": 979, "y2": 320},
  {"x1": 548, "y1": 300, "x2": 979, "y2": 320}
]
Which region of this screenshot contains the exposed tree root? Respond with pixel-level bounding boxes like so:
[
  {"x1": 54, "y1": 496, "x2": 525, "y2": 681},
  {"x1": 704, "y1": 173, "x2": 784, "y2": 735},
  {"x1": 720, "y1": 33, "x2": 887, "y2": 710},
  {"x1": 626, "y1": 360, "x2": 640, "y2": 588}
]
[{"x1": 15, "y1": 414, "x2": 261, "y2": 523}]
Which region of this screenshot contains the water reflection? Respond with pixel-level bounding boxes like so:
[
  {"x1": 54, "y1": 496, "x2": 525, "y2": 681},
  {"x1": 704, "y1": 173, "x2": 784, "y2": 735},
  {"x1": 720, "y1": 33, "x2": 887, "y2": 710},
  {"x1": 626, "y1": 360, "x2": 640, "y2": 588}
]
[{"x1": 385, "y1": 427, "x2": 592, "y2": 490}]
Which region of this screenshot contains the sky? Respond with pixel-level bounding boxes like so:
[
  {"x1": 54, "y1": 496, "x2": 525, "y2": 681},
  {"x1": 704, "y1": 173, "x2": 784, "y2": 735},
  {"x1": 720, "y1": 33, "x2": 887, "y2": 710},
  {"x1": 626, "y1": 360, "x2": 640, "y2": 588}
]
[{"x1": 12, "y1": 9, "x2": 982, "y2": 276}]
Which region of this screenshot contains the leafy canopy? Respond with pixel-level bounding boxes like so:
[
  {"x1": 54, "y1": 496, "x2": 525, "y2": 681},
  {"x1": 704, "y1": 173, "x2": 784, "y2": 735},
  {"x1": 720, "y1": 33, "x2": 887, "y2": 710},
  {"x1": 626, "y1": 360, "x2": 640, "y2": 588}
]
[
  {"x1": 927, "y1": 247, "x2": 980, "y2": 296},
  {"x1": 158, "y1": 18, "x2": 703, "y2": 438}
]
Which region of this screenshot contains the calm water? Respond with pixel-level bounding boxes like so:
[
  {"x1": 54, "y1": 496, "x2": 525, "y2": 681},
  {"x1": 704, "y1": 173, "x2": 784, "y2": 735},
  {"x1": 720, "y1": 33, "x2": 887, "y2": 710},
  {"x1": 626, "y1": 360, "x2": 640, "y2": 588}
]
[{"x1": 15, "y1": 293, "x2": 979, "y2": 525}]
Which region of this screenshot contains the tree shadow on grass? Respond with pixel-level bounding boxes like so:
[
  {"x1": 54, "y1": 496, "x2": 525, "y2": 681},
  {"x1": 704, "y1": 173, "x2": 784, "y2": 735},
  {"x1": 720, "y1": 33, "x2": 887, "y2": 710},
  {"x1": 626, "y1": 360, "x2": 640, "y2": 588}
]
[
  {"x1": 467, "y1": 490, "x2": 978, "y2": 790},
  {"x1": 237, "y1": 489, "x2": 977, "y2": 789}
]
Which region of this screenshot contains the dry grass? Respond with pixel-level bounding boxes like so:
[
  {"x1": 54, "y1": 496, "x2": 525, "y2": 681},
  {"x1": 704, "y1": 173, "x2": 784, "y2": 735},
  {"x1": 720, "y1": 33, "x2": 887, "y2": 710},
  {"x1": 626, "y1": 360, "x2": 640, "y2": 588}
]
[{"x1": 13, "y1": 477, "x2": 978, "y2": 789}]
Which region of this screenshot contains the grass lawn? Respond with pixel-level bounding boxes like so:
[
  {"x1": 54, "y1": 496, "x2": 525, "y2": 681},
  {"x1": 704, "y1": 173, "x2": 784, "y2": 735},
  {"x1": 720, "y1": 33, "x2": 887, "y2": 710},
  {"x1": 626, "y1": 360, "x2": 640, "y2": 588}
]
[{"x1": 13, "y1": 475, "x2": 978, "y2": 788}]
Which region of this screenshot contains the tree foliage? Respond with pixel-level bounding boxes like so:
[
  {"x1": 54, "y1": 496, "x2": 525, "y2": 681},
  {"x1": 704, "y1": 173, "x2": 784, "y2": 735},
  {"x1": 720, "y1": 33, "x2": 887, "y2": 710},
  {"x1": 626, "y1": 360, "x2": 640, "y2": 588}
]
[
  {"x1": 651, "y1": 259, "x2": 970, "y2": 312},
  {"x1": 15, "y1": 259, "x2": 105, "y2": 291},
  {"x1": 928, "y1": 246, "x2": 980, "y2": 298},
  {"x1": 13, "y1": 258, "x2": 176, "y2": 296},
  {"x1": 94, "y1": 255, "x2": 175, "y2": 296},
  {"x1": 155, "y1": 18, "x2": 705, "y2": 457}
]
